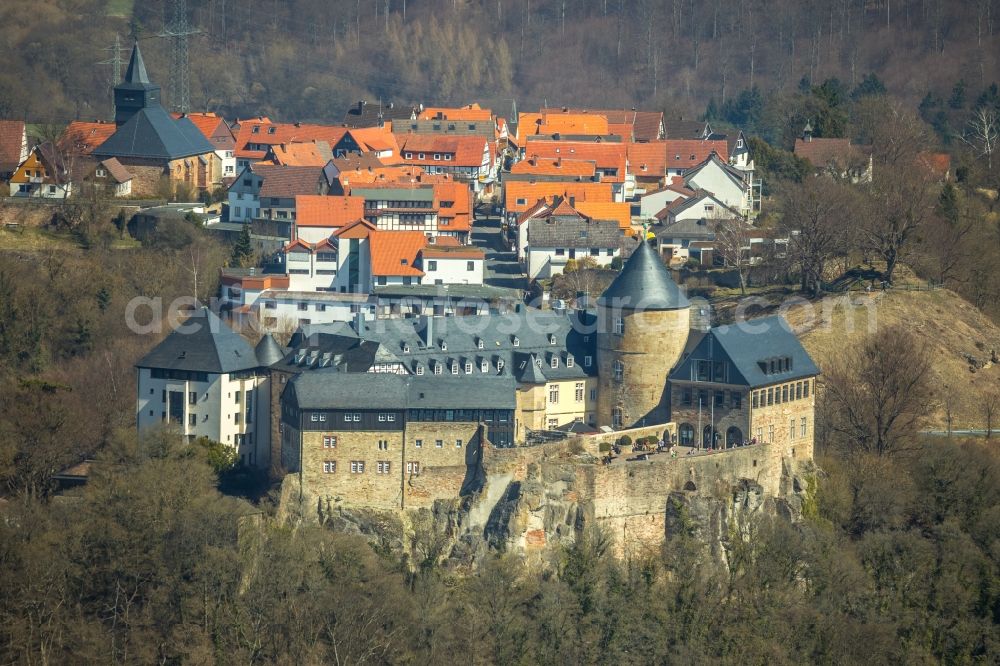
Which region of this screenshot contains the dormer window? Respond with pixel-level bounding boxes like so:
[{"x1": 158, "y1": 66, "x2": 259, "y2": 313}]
[
  {"x1": 613, "y1": 317, "x2": 625, "y2": 335},
  {"x1": 252, "y1": 126, "x2": 260, "y2": 134},
  {"x1": 567, "y1": 354, "x2": 575, "y2": 367},
  {"x1": 497, "y1": 359, "x2": 505, "y2": 371},
  {"x1": 512, "y1": 336, "x2": 519, "y2": 347},
  {"x1": 584, "y1": 355, "x2": 592, "y2": 367},
  {"x1": 268, "y1": 127, "x2": 276, "y2": 134},
  {"x1": 481, "y1": 359, "x2": 489, "y2": 372},
  {"x1": 402, "y1": 343, "x2": 410, "y2": 353},
  {"x1": 440, "y1": 341, "x2": 447, "y2": 351},
  {"x1": 434, "y1": 362, "x2": 442, "y2": 375},
  {"x1": 550, "y1": 356, "x2": 559, "y2": 369},
  {"x1": 465, "y1": 361, "x2": 472, "y2": 374},
  {"x1": 451, "y1": 362, "x2": 459, "y2": 375},
  {"x1": 415, "y1": 364, "x2": 424, "y2": 375},
  {"x1": 549, "y1": 334, "x2": 557, "y2": 345},
  {"x1": 477, "y1": 338, "x2": 484, "y2": 350}
]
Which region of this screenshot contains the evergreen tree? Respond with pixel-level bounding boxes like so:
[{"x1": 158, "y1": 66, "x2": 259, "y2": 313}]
[
  {"x1": 230, "y1": 224, "x2": 254, "y2": 268},
  {"x1": 948, "y1": 79, "x2": 966, "y2": 109},
  {"x1": 852, "y1": 73, "x2": 886, "y2": 99}
]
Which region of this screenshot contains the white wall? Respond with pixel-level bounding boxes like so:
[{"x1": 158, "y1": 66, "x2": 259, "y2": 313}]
[
  {"x1": 685, "y1": 162, "x2": 748, "y2": 214},
  {"x1": 422, "y1": 256, "x2": 484, "y2": 285},
  {"x1": 257, "y1": 296, "x2": 375, "y2": 329},
  {"x1": 297, "y1": 226, "x2": 337, "y2": 243},
  {"x1": 527, "y1": 247, "x2": 618, "y2": 280},
  {"x1": 640, "y1": 188, "x2": 688, "y2": 219}
]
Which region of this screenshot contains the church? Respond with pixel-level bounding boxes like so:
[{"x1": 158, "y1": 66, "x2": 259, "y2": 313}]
[{"x1": 92, "y1": 43, "x2": 219, "y2": 197}]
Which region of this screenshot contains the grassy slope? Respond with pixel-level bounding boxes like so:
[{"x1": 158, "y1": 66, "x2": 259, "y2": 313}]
[{"x1": 783, "y1": 289, "x2": 1000, "y2": 430}]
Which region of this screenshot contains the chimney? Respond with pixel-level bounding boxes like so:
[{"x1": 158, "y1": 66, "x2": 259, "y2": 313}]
[
  {"x1": 354, "y1": 310, "x2": 366, "y2": 337},
  {"x1": 420, "y1": 315, "x2": 434, "y2": 347},
  {"x1": 569, "y1": 196, "x2": 576, "y2": 207}
]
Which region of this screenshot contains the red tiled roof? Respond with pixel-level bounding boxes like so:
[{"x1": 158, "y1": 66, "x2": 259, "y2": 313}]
[
  {"x1": 334, "y1": 218, "x2": 377, "y2": 239},
  {"x1": 504, "y1": 181, "x2": 613, "y2": 214},
  {"x1": 397, "y1": 135, "x2": 491, "y2": 167},
  {"x1": 252, "y1": 165, "x2": 325, "y2": 198},
  {"x1": 171, "y1": 112, "x2": 234, "y2": 149},
  {"x1": 510, "y1": 156, "x2": 597, "y2": 177},
  {"x1": 574, "y1": 201, "x2": 632, "y2": 231},
  {"x1": 58, "y1": 121, "x2": 116, "y2": 156},
  {"x1": 662, "y1": 140, "x2": 729, "y2": 169},
  {"x1": 542, "y1": 108, "x2": 663, "y2": 141},
  {"x1": 369, "y1": 230, "x2": 428, "y2": 276},
  {"x1": 794, "y1": 138, "x2": 867, "y2": 167},
  {"x1": 420, "y1": 245, "x2": 484, "y2": 259},
  {"x1": 0, "y1": 119, "x2": 26, "y2": 173},
  {"x1": 347, "y1": 127, "x2": 400, "y2": 154},
  {"x1": 295, "y1": 195, "x2": 365, "y2": 228},
  {"x1": 521, "y1": 140, "x2": 627, "y2": 182},
  {"x1": 916, "y1": 151, "x2": 951, "y2": 179},
  {"x1": 233, "y1": 119, "x2": 348, "y2": 159},
  {"x1": 266, "y1": 141, "x2": 332, "y2": 166},
  {"x1": 418, "y1": 103, "x2": 493, "y2": 121}
]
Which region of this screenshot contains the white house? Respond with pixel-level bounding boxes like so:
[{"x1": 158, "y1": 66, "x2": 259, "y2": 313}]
[
  {"x1": 135, "y1": 308, "x2": 281, "y2": 469},
  {"x1": 682, "y1": 153, "x2": 754, "y2": 216},
  {"x1": 655, "y1": 191, "x2": 740, "y2": 227},
  {"x1": 639, "y1": 181, "x2": 696, "y2": 219},
  {"x1": 526, "y1": 215, "x2": 623, "y2": 280},
  {"x1": 418, "y1": 241, "x2": 485, "y2": 285}
]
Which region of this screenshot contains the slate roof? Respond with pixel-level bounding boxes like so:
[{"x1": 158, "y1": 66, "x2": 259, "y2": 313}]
[
  {"x1": 286, "y1": 372, "x2": 517, "y2": 410},
  {"x1": 669, "y1": 315, "x2": 820, "y2": 388},
  {"x1": 527, "y1": 216, "x2": 622, "y2": 249},
  {"x1": 93, "y1": 106, "x2": 216, "y2": 161},
  {"x1": 283, "y1": 309, "x2": 598, "y2": 386},
  {"x1": 598, "y1": 239, "x2": 690, "y2": 310},
  {"x1": 136, "y1": 308, "x2": 264, "y2": 373},
  {"x1": 342, "y1": 100, "x2": 418, "y2": 128},
  {"x1": 0, "y1": 119, "x2": 26, "y2": 174},
  {"x1": 255, "y1": 334, "x2": 286, "y2": 367},
  {"x1": 663, "y1": 119, "x2": 711, "y2": 139}
]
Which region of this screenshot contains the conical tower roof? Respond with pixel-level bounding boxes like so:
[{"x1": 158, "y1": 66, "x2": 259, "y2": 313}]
[
  {"x1": 597, "y1": 240, "x2": 689, "y2": 310},
  {"x1": 123, "y1": 42, "x2": 151, "y2": 85},
  {"x1": 255, "y1": 333, "x2": 285, "y2": 367}
]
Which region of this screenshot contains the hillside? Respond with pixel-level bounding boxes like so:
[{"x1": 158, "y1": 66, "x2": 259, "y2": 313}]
[{"x1": 783, "y1": 288, "x2": 1000, "y2": 430}]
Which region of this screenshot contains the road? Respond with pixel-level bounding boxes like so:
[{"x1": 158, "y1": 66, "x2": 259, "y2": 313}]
[{"x1": 471, "y1": 212, "x2": 529, "y2": 291}]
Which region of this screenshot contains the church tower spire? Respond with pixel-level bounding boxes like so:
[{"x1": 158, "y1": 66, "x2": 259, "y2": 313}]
[{"x1": 114, "y1": 42, "x2": 161, "y2": 126}]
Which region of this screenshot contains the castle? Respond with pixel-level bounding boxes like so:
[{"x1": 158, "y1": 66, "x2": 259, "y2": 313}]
[{"x1": 137, "y1": 240, "x2": 820, "y2": 538}]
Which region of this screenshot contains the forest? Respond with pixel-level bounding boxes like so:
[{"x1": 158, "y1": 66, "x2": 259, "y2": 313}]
[{"x1": 0, "y1": 0, "x2": 997, "y2": 129}]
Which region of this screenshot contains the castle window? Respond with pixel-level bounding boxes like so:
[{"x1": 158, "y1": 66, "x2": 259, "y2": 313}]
[
  {"x1": 416, "y1": 364, "x2": 425, "y2": 375},
  {"x1": 756, "y1": 427, "x2": 763, "y2": 441},
  {"x1": 796, "y1": 382, "x2": 802, "y2": 400},
  {"x1": 549, "y1": 385, "x2": 559, "y2": 403},
  {"x1": 696, "y1": 360, "x2": 711, "y2": 382},
  {"x1": 549, "y1": 334, "x2": 557, "y2": 345},
  {"x1": 478, "y1": 338, "x2": 485, "y2": 349},
  {"x1": 679, "y1": 423, "x2": 695, "y2": 445},
  {"x1": 768, "y1": 425, "x2": 774, "y2": 442},
  {"x1": 590, "y1": 389, "x2": 597, "y2": 401},
  {"x1": 434, "y1": 362, "x2": 442, "y2": 375},
  {"x1": 774, "y1": 387, "x2": 781, "y2": 405},
  {"x1": 497, "y1": 359, "x2": 505, "y2": 371},
  {"x1": 732, "y1": 393, "x2": 742, "y2": 410},
  {"x1": 584, "y1": 355, "x2": 592, "y2": 367},
  {"x1": 575, "y1": 382, "x2": 584, "y2": 402},
  {"x1": 752, "y1": 391, "x2": 759, "y2": 408},
  {"x1": 767, "y1": 388, "x2": 774, "y2": 406},
  {"x1": 323, "y1": 435, "x2": 337, "y2": 448},
  {"x1": 790, "y1": 418, "x2": 796, "y2": 439},
  {"x1": 435, "y1": 439, "x2": 443, "y2": 448},
  {"x1": 714, "y1": 391, "x2": 724, "y2": 408},
  {"x1": 406, "y1": 461, "x2": 420, "y2": 474},
  {"x1": 512, "y1": 336, "x2": 520, "y2": 347},
  {"x1": 680, "y1": 388, "x2": 692, "y2": 406},
  {"x1": 782, "y1": 385, "x2": 789, "y2": 402},
  {"x1": 801, "y1": 417, "x2": 807, "y2": 437},
  {"x1": 451, "y1": 362, "x2": 459, "y2": 375},
  {"x1": 350, "y1": 461, "x2": 365, "y2": 473},
  {"x1": 403, "y1": 343, "x2": 410, "y2": 353},
  {"x1": 612, "y1": 407, "x2": 624, "y2": 429},
  {"x1": 377, "y1": 440, "x2": 389, "y2": 450},
  {"x1": 377, "y1": 461, "x2": 391, "y2": 474},
  {"x1": 713, "y1": 361, "x2": 727, "y2": 383},
  {"x1": 352, "y1": 413, "x2": 361, "y2": 422},
  {"x1": 323, "y1": 461, "x2": 336, "y2": 473},
  {"x1": 613, "y1": 317, "x2": 624, "y2": 335},
  {"x1": 613, "y1": 360, "x2": 624, "y2": 382},
  {"x1": 481, "y1": 360, "x2": 489, "y2": 373},
  {"x1": 803, "y1": 380, "x2": 810, "y2": 398},
  {"x1": 455, "y1": 439, "x2": 462, "y2": 448}
]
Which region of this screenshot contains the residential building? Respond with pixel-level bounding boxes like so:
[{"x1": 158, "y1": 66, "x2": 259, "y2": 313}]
[
  {"x1": 341, "y1": 99, "x2": 419, "y2": 128},
  {"x1": 514, "y1": 196, "x2": 627, "y2": 261},
  {"x1": 293, "y1": 195, "x2": 365, "y2": 243},
  {"x1": 232, "y1": 117, "x2": 348, "y2": 169},
  {"x1": 639, "y1": 180, "x2": 697, "y2": 219},
  {"x1": 226, "y1": 163, "x2": 328, "y2": 224},
  {"x1": 263, "y1": 141, "x2": 333, "y2": 167},
  {"x1": 662, "y1": 139, "x2": 730, "y2": 178},
  {"x1": 136, "y1": 308, "x2": 281, "y2": 467},
  {"x1": 0, "y1": 119, "x2": 28, "y2": 180},
  {"x1": 794, "y1": 124, "x2": 873, "y2": 183},
  {"x1": 521, "y1": 139, "x2": 631, "y2": 200},
  {"x1": 57, "y1": 121, "x2": 117, "y2": 157},
  {"x1": 681, "y1": 153, "x2": 755, "y2": 216},
  {"x1": 397, "y1": 135, "x2": 495, "y2": 193},
  {"x1": 70, "y1": 156, "x2": 134, "y2": 197},
  {"x1": 174, "y1": 112, "x2": 238, "y2": 181},
  {"x1": 504, "y1": 181, "x2": 613, "y2": 219},
  {"x1": 524, "y1": 200, "x2": 624, "y2": 279},
  {"x1": 540, "y1": 108, "x2": 665, "y2": 142},
  {"x1": 7, "y1": 143, "x2": 70, "y2": 198}
]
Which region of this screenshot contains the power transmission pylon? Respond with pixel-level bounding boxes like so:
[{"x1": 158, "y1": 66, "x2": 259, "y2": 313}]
[
  {"x1": 159, "y1": 0, "x2": 200, "y2": 113},
  {"x1": 98, "y1": 33, "x2": 125, "y2": 118}
]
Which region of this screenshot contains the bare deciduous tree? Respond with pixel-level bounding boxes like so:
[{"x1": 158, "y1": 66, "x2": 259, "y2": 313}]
[
  {"x1": 714, "y1": 216, "x2": 753, "y2": 295},
  {"x1": 859, "y1": 168, "x2": 937, "y2": 284},
  {"x1": 960, "y1": 106, "x2": 999, "y2": 171},
  {"x1": 821, "y1": 325, "x2": 934, "y2": 456},
  {"x1": 780, "y1": 178, "x2": 856, "y2": 297}
]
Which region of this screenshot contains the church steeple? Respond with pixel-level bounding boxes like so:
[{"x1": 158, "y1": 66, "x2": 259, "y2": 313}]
[{"x1": 114, "y1": 42, "x2": 161, "y2": 126}]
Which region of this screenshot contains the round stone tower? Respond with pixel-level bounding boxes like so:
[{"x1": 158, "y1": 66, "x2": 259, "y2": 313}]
[{"x1": 596, "y1": 240, "x2": 690, "y2": 429}]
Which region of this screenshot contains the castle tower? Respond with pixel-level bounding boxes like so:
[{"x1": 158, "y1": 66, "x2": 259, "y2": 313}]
[
  {"x1": 114, "y1": 43, "x2": 161, "y2": 126},
  {"x1": 596, "y1": 239, "x2": 690, "y2": 429}
]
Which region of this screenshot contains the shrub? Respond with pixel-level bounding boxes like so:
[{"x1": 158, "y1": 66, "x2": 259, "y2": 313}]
[
  {"x1": 599, "y1": 441, "x2": 612, "y2": 453},
  {"x1": 617, "y1": 435, "x2": 632, "y2": 448}
]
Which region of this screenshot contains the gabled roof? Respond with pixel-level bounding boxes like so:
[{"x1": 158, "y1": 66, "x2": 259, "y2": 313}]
[
  {"x1": 266, "y1": 141, "x2": 333, "y2": 166},
  {"x1": 598, "y1": 239, "x2": 689, "y2": 310},
  {"x1": 346, "y1": 127, "x2": 400, "y2": 154},
  {"x1": 656, "y1": 191, "x2": 739, "y2": 221},
  {"x1": 342, "y1": 100, "x2": 418, "y2": 128},
  {"x1": 93, "y1": 107, "x2": 216, "y2": 161},
  {"x1": 295, "y1": 195, "x2": 364, "y2": 228},
  {"x1": 504, "y1": 181, "x2": 613, "y2": 214},
  {"x1": 94, "y1": 157, "x2": 132, "y2": 184},
  {"x1": 233, "y1": 119, "x2": 349, "y2": 159},
  {"x1": 794, "y1": 138, "x2": 870, "y2": 167},
  {"x1": 574, "y1": 201, "x2": 632, "y2": 231},
  {"x1": 398, "y1": 134, "x2": 490, "y2": 166},
  {"x1": 59, "y1": 121, "x2": 117, "y2": 156},
  {"x1": 252, "y1": 164, "x2": 325, "y2": 198},
  {"x1": 542, "y1": 108, "x2": 664, "y2": 141},
  {"x1": 418, "y1": 103, "x2": 493, "y2": 121},
  {"x1": 522, "y1": 140, "x2": 627, "y2": 180},
  {"x1": 368, "y1": 230, "x2": 428, "y2": 277},
  {"x1": 527, "y1": 215, "x2": 622, "y2": 249},
  {"x1": 334, "y1": 218, "x2": 377, "y2": 239},
  {"x1": 663, "y1": 140, "x2": 730, "y2": 168},
  {"x1": 669, "y1": 315, "x2": 819, "y2": 388},
  {"x1": 172, "y1": 112, "x2": 236, "y2": 149},
  {"x1": 663, "y1": 119, "x2": 712, "y2": 139},
  {"x1": 682, "y1": 153, "x2": 746, "y2": 189},
  {"x1": 136, "y1": 308, "x2": 262, "y2": 373},
  {"x1": 510, "y1": 156, "x2": 597, "y2": 178},
  {"x1": 0, "y1": 119, "x2": 26, "y2": 173}
]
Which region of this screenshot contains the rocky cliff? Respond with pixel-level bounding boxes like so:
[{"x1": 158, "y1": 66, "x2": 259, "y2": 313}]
[{"x1": 281, "y1": 437, "x2": 816, "y2": 569}]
